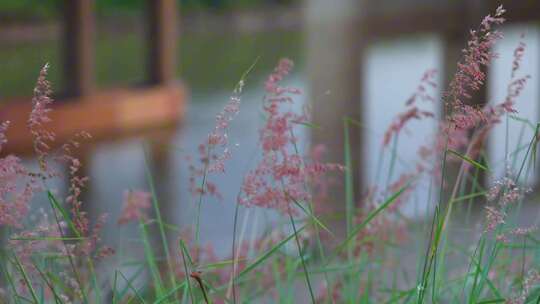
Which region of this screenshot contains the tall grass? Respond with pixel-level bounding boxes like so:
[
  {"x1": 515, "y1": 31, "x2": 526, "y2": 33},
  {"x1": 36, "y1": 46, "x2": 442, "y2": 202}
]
[{"x1": 1, "y1": 5, "x2": 540, "y2": 304}]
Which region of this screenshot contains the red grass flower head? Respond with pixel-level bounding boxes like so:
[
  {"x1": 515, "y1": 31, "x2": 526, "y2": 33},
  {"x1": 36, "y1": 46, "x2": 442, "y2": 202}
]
[
  {"x1": 383, "y1": 69, "x2": 437, "y2": 147},
  {"x1": 188, "y1": 80, "x2": 245, "y2": 200},
  {"x1": 445, "y1": 5, "x2": 505, "y2": 130},
  {"x1": 118, "y1": 190, "x2": 152, "y2": 224},
  {"x1": 28, "y1": 63, "x2": 56, "y2": 173},
  {"x1": 239, "y1": 59, "x2": 344, "y2": 214}
]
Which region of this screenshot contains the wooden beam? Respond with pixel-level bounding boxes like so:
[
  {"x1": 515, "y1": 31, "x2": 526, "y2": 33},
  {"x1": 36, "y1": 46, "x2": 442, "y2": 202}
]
[
  {"x1": 363, "y1": 0, "x2": 540, "y2": 40},
  {"x1": 147, "y1": 0, "x2": 179, "y2": 84},
  {"x1": 63, "y1": 0, "x2": 95, "y2": 97},
  {"x1": 0, "y1": 84, "x2": 186, "y2": 157}
]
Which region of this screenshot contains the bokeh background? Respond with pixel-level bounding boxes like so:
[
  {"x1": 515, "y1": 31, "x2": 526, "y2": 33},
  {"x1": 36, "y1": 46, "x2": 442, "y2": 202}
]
[{"x1": 0, "y1": 0, "x2": 539, "y2": 258}]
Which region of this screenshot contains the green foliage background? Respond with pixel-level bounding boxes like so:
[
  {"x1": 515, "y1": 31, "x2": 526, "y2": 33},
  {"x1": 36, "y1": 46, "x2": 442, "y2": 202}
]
[{"x1": 0, "y1": 0, "x2": 298, "y2": 21}]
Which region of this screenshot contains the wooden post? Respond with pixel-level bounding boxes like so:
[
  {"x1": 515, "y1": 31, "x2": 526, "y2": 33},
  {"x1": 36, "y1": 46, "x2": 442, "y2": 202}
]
[
  {"x1": 146, "y1": 0, "x2": 179, "y2": 273},
  {"x1": 306, "y1": 0, "x2": 365, "y2": 222},
  {"x1": 147, "y1": 0, "x2": 178, "y2": 84},
  {"x1": 63, "y1": 0, "x2": 95, "y2": 97}
]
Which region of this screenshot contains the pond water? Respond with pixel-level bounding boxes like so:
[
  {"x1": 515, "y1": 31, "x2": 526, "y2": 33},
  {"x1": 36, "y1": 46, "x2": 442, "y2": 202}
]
[{"x1": 5, "y1": 24, "x2": 540, "y2": 260}]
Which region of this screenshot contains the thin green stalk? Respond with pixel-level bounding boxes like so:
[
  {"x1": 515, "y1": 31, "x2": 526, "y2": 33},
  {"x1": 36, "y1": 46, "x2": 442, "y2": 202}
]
[
  {"x1": 374, "y1": 146, "x2": 386, "y2": 190},
  {"x1": 417, "y1": 139, "x2": 448, "y2": 303},
  {"x1": 505, "y1": 114, "x2": 509, "y2": 170},
  {"x1": 229, "y1": 204, "x2": 251, "y2": 302},
  {"x1": 471, "y1": 125, "x2": 538, "y2": 301},
  {"x1": 154, "y1": 282, "x2": 187, "y2": 304},
  {"x1": 335, "y1": 183, "x2": 409, "y2": 256},
  {"x1": 192, "y1": 62, "x2": 255, "y2": 250},
  {"x1": 139, "y1": 219, "x2": 164, "y2": 297},
  {"x1": 288, "y1": 212, "x2": 316, "y2": 304},
  {"x1": 385, "y1": 133, "x2": 400, "y2": 196},
  {"x1": 520, "y1": 236, "x2": 527, "y2": 293},
  {"x1": 287, "y1": 127, "x2": 332, "y2": 300},
  {"x1": 420, "y1": 125, "x2": 493, "y2": 303},
  {"x1": 179, "y1": 239, "x2": 195, "y2": 304},
  {"x1": 516, "y1": 124, "x2": 539, "y2": 181},
  {"x1": 230, "y1": 201, "x2": 240, "y2": 304},
  {"x1": 33, "y1": 262, "x2": 63, "y2": 304},
  {"x1": 510, "y1": 120, "x2": 526, "y2": 171},
  {"x1": 143, "y1": 147, "x2": 178, "y2": 295},
  {"x1": 343, "y1": 118, "x2": 355, "y2": 261},
  {"x1": 0, "y1": 261, "x2": 22, "y2": 304},
  {"x1": 118, "y1": 271, "x2": 147, "y2": 304},
  {"x1": 195, "y1": 148, "x2": 210, "y2": 246},
  {"x1": 192, "y1": 274, "x2": 210, "y2": 304},
  {"x1": 465, "y1": 163, "x2": 482, "y2": 225},
  {"x1": 46, "y1": 191, "x2": 89, "y2": 304},
  {"x1": 115, "y1": 265, "x2": 145, "y2": 302},
  {"x1": 86, "y1": 257, "x2": 101, "y2": 303},
  {"x1": 459, "y1": 235, "x2": 482, "y2": 301},
  {"x1": 12, "y1": 255, "x2": 39, "y2": 304},
  {"x1": 236, "y1": 225, "x2": 304, "y2": 280},
  {"x1": 112, "y1": 270, "x2": 118, "y2": 304},
  {"x1": 468, "y1": 236, "x2": 486, "y2": 303}
]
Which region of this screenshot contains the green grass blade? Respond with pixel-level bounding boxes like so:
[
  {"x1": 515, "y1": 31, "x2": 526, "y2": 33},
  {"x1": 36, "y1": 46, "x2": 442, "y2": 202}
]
[
  {"x1": 118, "y1": 270, "x2": 147, "y2": 304},
  {"x1": 335, "y1": 183, "x2": 409, "y2": 254},
  {"x1": 237, "y1": 225, "x2": 305, "y2": 279},
  {"x1": 112, "y1": 270, "x2": 119, "y2": 304},
  {"x1": 116, "y1": 265, "x2": 145, "y2": 301},
  {"x1": 87, "y1": 257, "x2": 101, "y2": 303},
  {"x1": 1, "y1": 260, "x2": 23, "y2": 304},
  {"x1": 292, "y1": 121, "x2": 322, "y2": 130},
  {"x1": 468, "y1": 236, "x2": 486, "y2": 304},
  {"x1": 288, "y1": 213, "x2": 315, "y2": 303},
  {"x1": 291, "y1": 198, "x2": 334, "y2": 237},
  {"x1": 447, "y1": 149, "x2": 488, "y2": 171},
  {"x1": 47, "y1": 191, "x2": 81, "y2": 237},
  {"x1": 12, "y1": 255, "x2": 39, "y2": 304},
  {"x1": 153, "y1": 282, "x2": 187, "y2": 304},
  {"x1": 178, "y1": 239, "x2": 195, "y2": 268},
  {"x1": 343, "y1": 117, "x2": 355, "y2": 258},
  {"x1": 139, "y1": 220, "x2": 164, "y2": 297},
  {"x1": 198, "y1": 259, "x2": 246, "y2": 271},
  {"x1": 143, "y1": 147, "x2": 178, "y2": 293},
  {"x1": 179, "y1": 239, "x2": 195, "y2": 303},
  {"x1": 508, "y1": 115, "x2": 536, "y2": 130},
  {"x1": 476, "y1": 299, "x2": 506, "y2": 304},
  {"x1": 450, "y1": 191, "x2": 487, "y2": 204},
  {"x1": 33, "y1": 262, "x2": 63, "y2": 304}
]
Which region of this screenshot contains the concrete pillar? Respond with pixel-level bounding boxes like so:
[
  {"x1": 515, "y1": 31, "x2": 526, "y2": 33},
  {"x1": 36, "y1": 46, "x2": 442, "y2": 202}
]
[
  {"x1": 441, "y1": 0, "x2": 488, "y2": 206},
  {"x1": 305, "y1": 0, "x2": 366, "y2": 220}
]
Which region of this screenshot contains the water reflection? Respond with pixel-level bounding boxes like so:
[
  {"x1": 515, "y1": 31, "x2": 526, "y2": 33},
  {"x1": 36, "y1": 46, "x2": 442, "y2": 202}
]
[{"x1": 88, "y1": 76, "x2": 306, "y2": 257}]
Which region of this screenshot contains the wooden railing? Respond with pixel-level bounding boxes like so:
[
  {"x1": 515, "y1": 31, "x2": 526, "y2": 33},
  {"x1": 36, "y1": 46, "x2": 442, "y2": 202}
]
[{"x1": 0, "y1": 0, "x2": 186, "y2": 156}]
